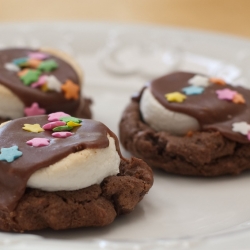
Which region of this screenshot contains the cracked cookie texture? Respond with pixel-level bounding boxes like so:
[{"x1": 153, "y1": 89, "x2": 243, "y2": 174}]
[
  {"x1": 0, "y1": 158, "x2": 153, "y2": 232},
  {"x1": 119, "y1": 100, "x2": 250, "y2": 176},
  {"x1": 0, "y1": 114, "x2": 153, "y2": 232}
]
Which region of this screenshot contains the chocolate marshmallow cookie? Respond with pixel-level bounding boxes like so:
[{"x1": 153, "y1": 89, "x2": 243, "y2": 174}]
[
  {"x1": 119, "y1": 71, "x2": 250, "y2": 176},
  {"x1": 0, "y1": 48, "x2": 91, "y2": 121},
  {"x1": 0, "y1": 113, "x2": 153, "y2": 232}
]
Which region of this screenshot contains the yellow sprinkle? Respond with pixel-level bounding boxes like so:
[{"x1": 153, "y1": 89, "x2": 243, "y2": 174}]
[
  {"x1": 165, "y1": 92, "x2": 187, "y2": 103},
  {"x1": 41, "y1": 83, "x2": 49, "y2": 92},
  {"x1": 22, "y1": 124, "x2": 44, "y2": 133},
  {"x1": 67, "y1": 121, "x2": 81, "y2": 127}
]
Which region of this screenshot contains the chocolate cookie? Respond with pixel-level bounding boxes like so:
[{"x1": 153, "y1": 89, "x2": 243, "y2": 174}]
[
  {"x1": 0, "y1": 157, "x2": 152, "y2": 232},
  {"x1": 0, "y1": 48, "x2": 92, "y2": 120},
  {"x1": 119, "y1": 71, "x2": 250, "y2": 176},
  {"x1": 0, "y1": 113, "x2": 153, "y2": 232}
]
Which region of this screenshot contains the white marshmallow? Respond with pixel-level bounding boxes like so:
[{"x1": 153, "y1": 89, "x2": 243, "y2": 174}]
[
  {"x1": 0, "y1": 85, "x2": 24, "y2": 119},
  {"x1": 140, "y1": 88, "x2": 200, "y2": 135},
  {"x1": 0, "y1": 48, "x2": 84, "y2": 120},
  {"x1": 27, "y1": 134, "x2": 120, "y2": 191}
]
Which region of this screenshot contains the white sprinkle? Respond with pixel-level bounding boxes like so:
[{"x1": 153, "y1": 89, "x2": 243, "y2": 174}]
[
  {"x1": 232, "y1": 122, "x2": 250, "y2": 135},
  {"x1": 47, "y1": 75, "x2": 62, "y2": 92},
  {"x1": 188, "y1": 75, "x2": 210, "y2": 87},
  {"x1": 4, "y1": 63, "x2": 20, "y2": 72}
]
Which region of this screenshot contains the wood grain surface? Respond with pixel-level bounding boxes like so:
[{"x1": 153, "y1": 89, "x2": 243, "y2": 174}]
[{"x1": 0, "y1": 0, "x2": 249, "y2": 38}]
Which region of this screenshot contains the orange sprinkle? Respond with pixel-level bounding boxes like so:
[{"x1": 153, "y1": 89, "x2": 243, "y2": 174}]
[
  {"x1": 26, "y1": 59, "x2": 41, "y2": 68},
  {"x1": 233, "y1": 93, "x2": 245, "y2": 104},
  {"x1": 61, "y1": 80, "x2": 79, "y2": 100},
  {"x1": 186, "y1": 131, "x2": 194, "y2": 137},
  {"x1": 209, "y1": 77, "x2": 226, "y2": 85},
  {"x1": 18, "y1": 69, "x2": 29, "y2": 77}
]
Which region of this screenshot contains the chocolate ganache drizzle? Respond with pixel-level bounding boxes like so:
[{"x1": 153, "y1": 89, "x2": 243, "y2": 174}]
[
  {"x1": 140, "y1": 71, "x2": 250, "y2": 143},
  {"x1": 0, "y1": 115, "x2": 121, "y2": 211},
  {"x1": 0, "y1": 48, "x2": 81, "y2": 116}
]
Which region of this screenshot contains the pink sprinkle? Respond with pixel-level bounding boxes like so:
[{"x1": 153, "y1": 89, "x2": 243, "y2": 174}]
[
  {"x1": 42, "y1": 121, "x2": 66, "y2": 130},
  {"x1": 31, "y1": 75, "x2": 48, "y2": 88},
  {"x1": 48, "y1": 112, "x2": 70, "y2": 122},
  {"x1": 216, "y1": 88, "x2": 237, "y2": 101},
  {"x1": 28, "y1": 52, "x2": 49, "y2": 60},
  {"x1": 52, "y1": 132, "x2": 73, "y2": 138},
  {"x1": 24, "y1": 102, "x2": 46, "y2": 116},
  {"x1": 26, "y1": 138, "x2": 50, "y2": 147},
  {"x1": 247, "y1": 132, "x2": 250, "y2": 141}
]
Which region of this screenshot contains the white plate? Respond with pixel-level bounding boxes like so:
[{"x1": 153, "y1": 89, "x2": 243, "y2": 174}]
[{"x1": 1, "y1": 22, "x2": 250, "y2": 250}]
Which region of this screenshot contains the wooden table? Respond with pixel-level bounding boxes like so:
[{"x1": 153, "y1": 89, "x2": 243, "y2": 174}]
[{"x1": 0, "y1": 0, "x2": 250, "y2": 38}]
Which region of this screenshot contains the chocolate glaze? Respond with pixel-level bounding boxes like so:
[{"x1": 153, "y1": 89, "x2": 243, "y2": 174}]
[
  {"x1": 0, "y1": 115, "x2": 121, "y2": 211},
  {"x1": 0, "y1": 48, "x2": 81, "y2": 116},
  {"x1": 138, "y1": 71, "x2": 250, "y2": 143}
]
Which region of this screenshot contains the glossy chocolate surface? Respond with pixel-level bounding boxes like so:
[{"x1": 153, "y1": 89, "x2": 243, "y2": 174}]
[
  {"x1": 144, "y1": 72, "x2": 250, "y2": 143},
  {"x1": 0, "y1": 115, "x2": 121, "y2": 211},
  {"x1": 0, "y1": 48, "x2": 80, "y2": 115}
]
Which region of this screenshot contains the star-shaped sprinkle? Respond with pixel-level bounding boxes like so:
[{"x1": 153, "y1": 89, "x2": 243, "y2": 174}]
[
  {"x1": 42, "y1": 121, "x2": 66, "y2": 130},
  {"x1": 18, "y1": 69, "x2": 29, "y2": 77},
  {"x1": 209, "y1": 77, "x2": 226, "y2": 85},
  {"x1": 26, "y1": 138, "x2": 50, "y2": 147},
  {"x1": 25, "y1": 59, "x2": 41, "y2": 68},
  {"x1": 182, "y1": 86, "x2": 204, "y2": 95},
  {"x1": 188, "y1": 75, "x2": 210, "y2": 87},
  {"x1": 186, "y1": 131, "x2": 194, "y2": 137},
  {"x1": 28, "y1": 52, "x2": 49, "y2": 60},
  {"x1": 61, "y1": 80, "x2": 80, "y2": 100},
  {"x1": 60, "y1": 116, "x2": 82, "y2": 123},
  {"x1": 38, "y1": 59, "x2": 58, "y2": 72},
  {"x1": 23, "y1": 124, "x2": 44, "y2": 133},
  {"x1": 53, "y1": 125, "x2": 73, "y2": 132},
  {"x1": 41, "y1": 83, "x2": 49, "y2": 92},
  {"x1": 4, "y1": 63, "x2": 20, "y2": 72},
  {"x1": 165, "y1": 92, "x2": 187, "y2": 103},
  {"x1": 12, "y1": 57, "x2": 28, "y2": 66},
  {"x1": 0, "y1": 146, "x2": 22, "y2": 163},
  {"x1": 216, "y1": 88, "x2": 236, "y2": 100},
  {"x1": 48, "y1": 112, "x2": 70, "y2": 122},
  {"x1": 31, "y1": 75, "x2": 48, "y2": 88},
  {"x1": 52, "y1": 132, "x2": 73, "y2": 138},
  {"x1": 24, "y1": 102, "x2": 46, "y2": 116},
  {"x1": 20, "y1": 69, "x2": 41, "y2": 86},
  {"x1": 232, "y1": 122, "x2": 250, "y2": 135},
  {"x1": 67, "y1": 121, "x2": 82, "y2": 127},
  {"x1": 47, "y1": 75, "x2": 62, "y2": 92},
  {"x1": 232, "y1": 93, "x2": 245, "y2": 104}
]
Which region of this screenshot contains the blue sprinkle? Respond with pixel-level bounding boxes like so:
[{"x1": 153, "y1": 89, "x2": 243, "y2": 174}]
[
  {"x1": 12, "y1": 57, "x2": 28, "y2": 66},
  {"x1": 182, "y1": 86, "x2": 204, "y2": 95},
  {"x1": 0, "y1": 146, "x2": 23, "y2": 163}
]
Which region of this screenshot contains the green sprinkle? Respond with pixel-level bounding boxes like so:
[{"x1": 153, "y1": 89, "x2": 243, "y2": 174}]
[
  {"x1": 38, "y1": 59, "x2": 58, "y2": 72},
  {"x1": 59, "y1": 116, "x2": 82, "y2": 124},
  {"x1": 20, "y1": 70, "x2": 41, "y2": 86},
  {"x1": 53, "y1": 126, "x2": 73, "y2": 132}
]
